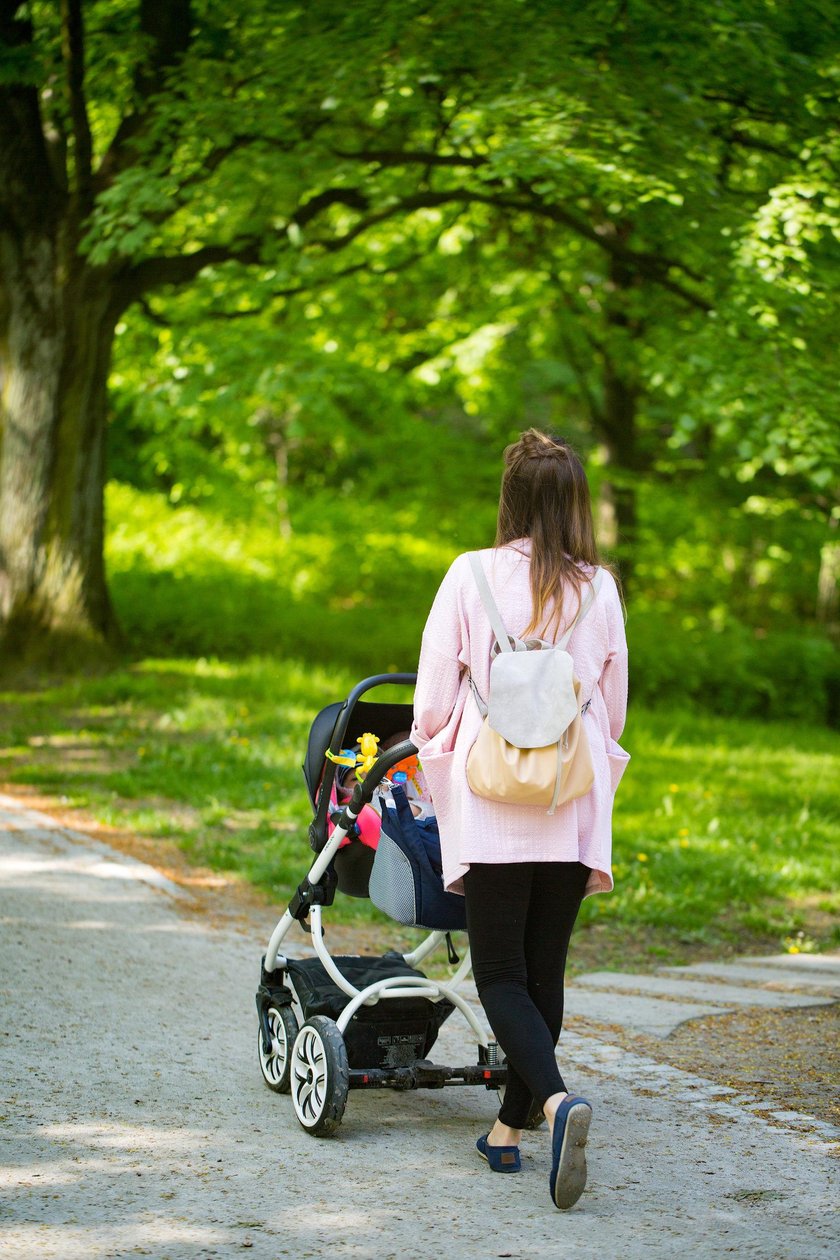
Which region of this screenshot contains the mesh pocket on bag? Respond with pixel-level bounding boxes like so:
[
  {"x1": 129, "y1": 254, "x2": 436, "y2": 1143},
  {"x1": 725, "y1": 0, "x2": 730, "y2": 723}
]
[{"x1": 369, "y1": 832, "x2": 418, "y2": 925}]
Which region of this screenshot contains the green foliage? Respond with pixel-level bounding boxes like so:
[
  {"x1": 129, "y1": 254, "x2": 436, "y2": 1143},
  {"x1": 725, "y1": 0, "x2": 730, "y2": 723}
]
[
  {"x1": 105, "y1": 480, "x2": 478, "y2": 671},
  {"x1": 624, "y1": 474, "x2": 838, "y2": 722},
  {"x1": 4, "y1": 0, "x2": 839, "y2": 980},
  {"x1": 105, "y1": 473, "x2": 837, "y2": 723},
  {"x1": 629, "y1": 616, "x2": 836, "y2": 723},
  {"x1": 21, "y1": 0, "x2": 839, "y2": 502}
]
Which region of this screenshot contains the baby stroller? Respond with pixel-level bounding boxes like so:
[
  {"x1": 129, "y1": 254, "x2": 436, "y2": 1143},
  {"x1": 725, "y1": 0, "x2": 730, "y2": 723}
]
[{"x1": 256, "y1": 673, "x2": 508, "y2": 1136}]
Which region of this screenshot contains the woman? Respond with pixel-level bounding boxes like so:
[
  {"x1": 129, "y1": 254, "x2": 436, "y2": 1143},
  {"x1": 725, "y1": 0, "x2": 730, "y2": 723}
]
[{"x1": 410, "y1": 428, "x2": 629, "y2": 1211}]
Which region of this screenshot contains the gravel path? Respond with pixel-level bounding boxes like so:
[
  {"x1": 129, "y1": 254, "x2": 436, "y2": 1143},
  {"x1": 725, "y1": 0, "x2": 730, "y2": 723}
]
[{"x1": 1, "y1": 800, "x2": 838, "y2": 1260}]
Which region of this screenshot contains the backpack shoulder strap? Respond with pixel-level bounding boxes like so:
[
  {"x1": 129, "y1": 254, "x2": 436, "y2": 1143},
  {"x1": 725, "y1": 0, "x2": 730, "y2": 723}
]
[
  {"x1": 468, "y1": 552, "x2": 514, "y2": 654},
  {"x1": 557, "y1": 567, "x2": 604, "y2": 650}
]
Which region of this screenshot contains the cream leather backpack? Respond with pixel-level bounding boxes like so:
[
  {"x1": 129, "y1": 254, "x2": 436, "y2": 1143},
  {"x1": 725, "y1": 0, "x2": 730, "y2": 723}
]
[{"x1": 466, "y1": 553, "x2": 603, "y2": 814}]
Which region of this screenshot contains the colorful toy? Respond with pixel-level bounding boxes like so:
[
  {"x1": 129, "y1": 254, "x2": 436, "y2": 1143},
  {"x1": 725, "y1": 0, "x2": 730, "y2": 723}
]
[
  {"x1": 356, "y1": 732, "x2": 380, "y2": 780},
  {"x1": 322, "y1": 737, "x2": 433, "y2": 849},
  {"x1": 325, "y1": 749, "x2": 358, "y2": 770},
  {"x1": 326, "y1": 734, "x2": 382, "y2": 783},
  {"x1": 392, "y1": 753, "x2": 420, "y2": 784}
]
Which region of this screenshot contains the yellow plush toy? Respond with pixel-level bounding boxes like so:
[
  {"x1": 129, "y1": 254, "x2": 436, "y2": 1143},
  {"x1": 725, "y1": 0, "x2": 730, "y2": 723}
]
[{"x1": 355, "y1": 732, "x2": 380, "y2": 779}]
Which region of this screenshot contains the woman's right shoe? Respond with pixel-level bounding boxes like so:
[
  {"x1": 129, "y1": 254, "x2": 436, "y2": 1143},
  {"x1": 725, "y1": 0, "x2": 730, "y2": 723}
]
[
  {"x1": 548, "y1": 1095, "x2": 592, "y2": 1209},
  {"x1": 476, "y1": 1133, "x2": 521, "y2": 1173}
]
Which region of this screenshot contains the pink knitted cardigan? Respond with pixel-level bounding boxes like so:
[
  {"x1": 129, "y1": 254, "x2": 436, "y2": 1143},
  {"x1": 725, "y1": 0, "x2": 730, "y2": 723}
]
[{"x1": 409, "y1": 541, "x2": 629, "y2": 898}]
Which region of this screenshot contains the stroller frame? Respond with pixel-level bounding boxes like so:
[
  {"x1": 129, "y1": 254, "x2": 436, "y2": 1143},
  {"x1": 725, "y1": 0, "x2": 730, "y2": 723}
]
[{"x1": 256, "y1": 674, "x2": 507, "y2": 1136}]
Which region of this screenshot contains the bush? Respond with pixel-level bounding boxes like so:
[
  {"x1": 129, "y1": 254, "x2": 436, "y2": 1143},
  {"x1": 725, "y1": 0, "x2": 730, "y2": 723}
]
[
  {"x1": 629, "y1": 610, "x2": 836, "y2": 724},
  {"x1": 106, "y1": 483, "x2": 837, "y2": 725}
]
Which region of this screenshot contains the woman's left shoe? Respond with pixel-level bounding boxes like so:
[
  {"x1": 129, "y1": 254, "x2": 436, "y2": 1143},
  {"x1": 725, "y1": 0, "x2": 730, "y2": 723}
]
[
  {"x1": 476, "y1": 1133, "x2": 521, "y2": 1173},
  {"x1": 548, "y1": 1095, "x2": 592, "y2": 1209}
]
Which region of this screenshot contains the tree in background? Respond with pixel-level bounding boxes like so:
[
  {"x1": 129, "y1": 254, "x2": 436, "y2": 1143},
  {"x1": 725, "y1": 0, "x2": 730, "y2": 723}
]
[{"x1": 2, "y1": 0, "x2": 838, "y2": 661}]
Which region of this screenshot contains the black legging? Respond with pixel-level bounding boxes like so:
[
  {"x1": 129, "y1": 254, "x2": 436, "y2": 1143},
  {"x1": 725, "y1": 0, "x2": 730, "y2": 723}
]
[{"x1": 463, "y1": 860, "x2": 590, "y2": 1129}]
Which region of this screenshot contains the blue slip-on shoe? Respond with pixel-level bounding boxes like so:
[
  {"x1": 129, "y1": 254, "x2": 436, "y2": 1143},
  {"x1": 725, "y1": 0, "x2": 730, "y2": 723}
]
[
  {"x1": 548, "y1": 1095, "x2": 592, "y2": 1209},
  {"x1": 476, "y1": 1133, "x2": 521, "y2": 1173}
]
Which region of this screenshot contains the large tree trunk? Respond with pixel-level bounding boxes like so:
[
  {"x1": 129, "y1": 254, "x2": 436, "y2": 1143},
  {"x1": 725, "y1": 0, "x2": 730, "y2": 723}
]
[
  {"x1": 598, "y1": 358, "x2": 640, "y2": 584},
  {"x1": 583, "y1": 247, "x2": 642, "y2": 587},
  {"x1": 0, "y1": 0, "x2": 194, "y2": 669},
  {"x1": 0, "y1": 225, "x2": 119, "y2": 662}
]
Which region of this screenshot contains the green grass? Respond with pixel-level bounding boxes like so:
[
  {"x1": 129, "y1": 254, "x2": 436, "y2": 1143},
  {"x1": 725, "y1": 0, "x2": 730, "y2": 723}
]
[
  {"x1": 2, "y1": 482, "x2": 837, "y2": 963},
  {"x1": 580, "y1": 708, "x2": 840, "y2": 957},
  {"x1": 1, "y1": 656, "x2": 838, "y2": 958}
]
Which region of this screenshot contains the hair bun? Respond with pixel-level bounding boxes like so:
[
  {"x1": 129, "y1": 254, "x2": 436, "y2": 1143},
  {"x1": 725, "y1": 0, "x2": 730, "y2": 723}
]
[{"x1": 514, "y1": 428, "x2": 567, "y2": 459}]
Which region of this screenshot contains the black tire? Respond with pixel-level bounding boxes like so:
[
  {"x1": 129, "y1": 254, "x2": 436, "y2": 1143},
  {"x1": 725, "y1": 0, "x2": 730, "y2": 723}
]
[
  {"x1": 290, "y1": 1016, "x2": 349, "y2": 1137},
  {"x1": 257, "y1": 1003, "x2": 299, "y2": 1094}
]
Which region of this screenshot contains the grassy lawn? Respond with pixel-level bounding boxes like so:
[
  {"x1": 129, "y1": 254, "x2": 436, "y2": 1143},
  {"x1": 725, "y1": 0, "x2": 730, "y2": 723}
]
[{"x1": 1, "y1": 656, "x2": 837, "y2": 968}]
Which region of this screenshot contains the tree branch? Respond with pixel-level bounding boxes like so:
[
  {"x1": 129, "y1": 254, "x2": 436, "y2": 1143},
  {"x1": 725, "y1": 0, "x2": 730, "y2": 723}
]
[
  {"x1": 115, "y1": 170, "x2": 710, "y2": 317},
  {"x1": 115, "y1": 240, "x2": 261, "y2": 310},
  {"x1": 329, "y1": 147, "x2": 485, "y2": 169},
  {"x1": 115, "y1": 186, "x2": 379, "y2": 308},
  {"x1": 291, "y1": 187, "x2": 370, "y2": 228},
  {"x1": 701, "y1": 92, "x2": 779, "y2": 124},
  {"x1": 309, "y1": 188, "x2": 713, "y2": 311},
  {"x1": 0, "y1": 2, "x2": 63, "y2": 228},
  {"x1": 200, "y1": 249, "x2": 428, "y2": 319},
  {"x1": 118, "y1": 117, "x2": 336, "y2": 231},
  {"x1": 95, "y1": 0, "x2": 193, "y2": 190},
  {"x1": 713, "y1": 126, "x2": 795, "y2": 161},
  {"x1": 322, "y1": 145, "x2": 711, "y2": 305},
  {"x1": 137, "y1": 295, "x2": 170, "y2": 327},
  {"x1": 59, "y1": 0, "x2": 93, "y2": 211}
]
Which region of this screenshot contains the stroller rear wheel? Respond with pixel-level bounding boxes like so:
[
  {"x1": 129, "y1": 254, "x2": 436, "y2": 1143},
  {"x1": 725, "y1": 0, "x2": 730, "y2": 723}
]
[
  {"x1": 258, "y1": 1003, "x2": 299, "y2": 1094},
  {"x1": 290, "y1": 1016, "x2": 349, "y2": 1136}
]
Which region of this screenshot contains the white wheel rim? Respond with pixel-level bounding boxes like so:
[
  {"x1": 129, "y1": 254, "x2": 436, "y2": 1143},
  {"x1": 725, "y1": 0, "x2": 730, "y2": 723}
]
[
  {"x1": 259, "y1": 1008, "x2": 290, "y2": 1086},
  {"x1": 292, "y1": 1027, "x2": 328, "y2": 1125}
]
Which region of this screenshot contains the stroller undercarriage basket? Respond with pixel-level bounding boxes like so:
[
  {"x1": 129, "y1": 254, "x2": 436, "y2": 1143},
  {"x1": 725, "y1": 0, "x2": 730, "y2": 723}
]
[{"x1": 283, "y1": 954, "x2": 454, "y2": 1069}]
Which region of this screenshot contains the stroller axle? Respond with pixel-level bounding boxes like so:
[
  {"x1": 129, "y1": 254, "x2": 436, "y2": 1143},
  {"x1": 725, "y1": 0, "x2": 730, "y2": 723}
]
[{"x1": 348, "y1": 1061, "x2": 508, "y2": 1092}]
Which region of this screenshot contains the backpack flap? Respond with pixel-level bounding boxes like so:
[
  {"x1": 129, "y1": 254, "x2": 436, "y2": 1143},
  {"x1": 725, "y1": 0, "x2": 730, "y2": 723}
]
[{"x1": 487, "y1": 647, "x2": 579, "y2": 748}]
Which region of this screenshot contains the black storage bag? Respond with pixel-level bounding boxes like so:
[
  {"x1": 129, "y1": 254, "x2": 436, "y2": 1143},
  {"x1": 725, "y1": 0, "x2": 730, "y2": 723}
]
[{"x1": 285, "y1": 953, "x2": 454, "y2": 1070}]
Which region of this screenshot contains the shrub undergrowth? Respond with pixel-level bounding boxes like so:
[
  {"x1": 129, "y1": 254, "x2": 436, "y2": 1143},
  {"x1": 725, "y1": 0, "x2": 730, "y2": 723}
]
[{"x1": 105, "y1": 483, "x2": 838, "y2": 723}]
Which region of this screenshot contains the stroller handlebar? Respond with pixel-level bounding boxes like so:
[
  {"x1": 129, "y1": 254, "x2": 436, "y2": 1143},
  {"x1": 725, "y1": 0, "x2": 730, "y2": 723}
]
[{"x1": 342, "y1": 673, "x2": 417, "y2": 714}]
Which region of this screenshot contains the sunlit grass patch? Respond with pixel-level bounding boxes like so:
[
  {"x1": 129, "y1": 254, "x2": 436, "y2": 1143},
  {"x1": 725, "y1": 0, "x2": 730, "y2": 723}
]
[
  {"x1": 104, "y1": 484, "x2": 459, "y2": 671},
  {"x1": 579, "y1": 708, "x2": 840, "y2": 955}
]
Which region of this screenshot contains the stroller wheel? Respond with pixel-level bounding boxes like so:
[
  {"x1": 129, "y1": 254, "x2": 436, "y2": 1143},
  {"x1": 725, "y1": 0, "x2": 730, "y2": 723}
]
[
  {"x1": 258, "y1": 1003, "x2": 299, "y2": 1094},
  {"x1": 290, "y1": 1016, "x2": 349, "y2": 1137}
]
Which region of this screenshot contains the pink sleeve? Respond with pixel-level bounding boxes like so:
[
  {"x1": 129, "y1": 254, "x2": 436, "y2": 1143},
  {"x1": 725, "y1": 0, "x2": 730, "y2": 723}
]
[
  {"x1": 410, "y1": 559, "x2": 465, "y2": 747},
  {"x1": 599, "y1": 578, "x2": 628, "y2": 742}
]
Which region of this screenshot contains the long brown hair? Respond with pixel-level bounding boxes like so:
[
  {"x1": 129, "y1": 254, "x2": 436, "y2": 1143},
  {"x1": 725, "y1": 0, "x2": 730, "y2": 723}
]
[{"x1": 495, "y1": 428, "x2": 604, "y2": 638}]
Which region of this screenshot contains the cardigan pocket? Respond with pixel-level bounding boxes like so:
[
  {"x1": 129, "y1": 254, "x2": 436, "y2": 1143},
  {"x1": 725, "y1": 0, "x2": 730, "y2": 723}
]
[
  {"x1": 418, "y1": 748, "x2": 456, "y2": 818},
  {"x1": 606, "y1": 739, "x2": 630, "y2": 794}
]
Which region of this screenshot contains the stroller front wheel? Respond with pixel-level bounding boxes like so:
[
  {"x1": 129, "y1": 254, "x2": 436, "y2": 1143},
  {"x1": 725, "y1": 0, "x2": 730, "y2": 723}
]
[
  {"x1": 290, "y1": 1016, "x2": 349, "y2": 1137},
  {"x1": 258, "y1": 1003, "x2": 299, "y2": 1094}
]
